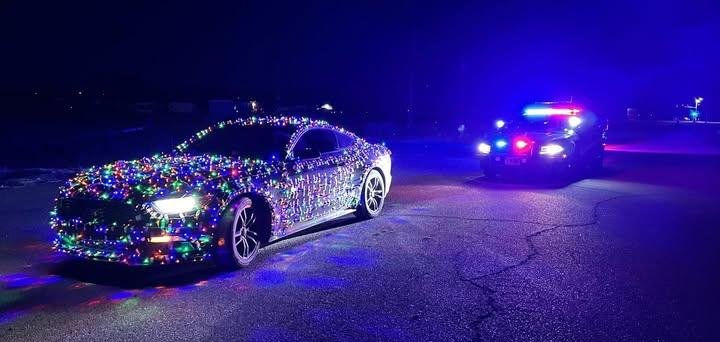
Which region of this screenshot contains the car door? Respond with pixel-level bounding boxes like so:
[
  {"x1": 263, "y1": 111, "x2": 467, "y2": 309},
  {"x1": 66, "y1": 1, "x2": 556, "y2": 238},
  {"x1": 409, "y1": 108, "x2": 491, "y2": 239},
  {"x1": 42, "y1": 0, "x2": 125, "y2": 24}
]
[
  {"x1": 285, "y1": 128, "x2": 341, "y2": 227},
  {"x1": 333, "y1": 130, "x2": 364, "y2": 208},
  {"x1": 575, "y1": 119, "x2": 605, "y2": 160}
]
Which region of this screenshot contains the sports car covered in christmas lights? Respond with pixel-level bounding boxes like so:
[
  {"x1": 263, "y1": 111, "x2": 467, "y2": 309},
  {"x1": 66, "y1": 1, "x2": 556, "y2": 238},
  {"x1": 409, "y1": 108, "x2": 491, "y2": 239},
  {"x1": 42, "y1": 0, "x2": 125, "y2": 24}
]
[
  {"x1": 476, "y1": 106, "x2": 607, "y2": 178},
  {"x1": 50, "y1": 117, "x2": 392, "y2": 267}
]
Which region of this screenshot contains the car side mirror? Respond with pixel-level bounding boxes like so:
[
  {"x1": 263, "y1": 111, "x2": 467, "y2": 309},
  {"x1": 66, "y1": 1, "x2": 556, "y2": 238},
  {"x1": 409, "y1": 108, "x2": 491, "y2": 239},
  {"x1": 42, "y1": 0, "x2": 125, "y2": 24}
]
[{"x1": 295, "y1": 147, "x2": 321, "y2": 160}]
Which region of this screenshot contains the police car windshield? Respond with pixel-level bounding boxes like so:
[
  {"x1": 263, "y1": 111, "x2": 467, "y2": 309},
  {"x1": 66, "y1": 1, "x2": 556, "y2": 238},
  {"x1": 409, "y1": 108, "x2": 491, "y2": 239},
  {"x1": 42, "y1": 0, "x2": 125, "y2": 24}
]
[{"x1": 514, "y1": 116, "x2": 570, "y2": 132}]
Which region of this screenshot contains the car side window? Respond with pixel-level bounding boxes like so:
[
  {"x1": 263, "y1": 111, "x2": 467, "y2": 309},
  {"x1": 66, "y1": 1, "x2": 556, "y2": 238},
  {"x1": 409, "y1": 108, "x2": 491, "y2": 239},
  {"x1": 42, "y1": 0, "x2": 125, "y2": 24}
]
[
  {"x1": 335, "y1": 132, "x2": 356, "y2": 149},
  {"x1": 293, "y1": 129, "x2": 338, "y2": 158}
]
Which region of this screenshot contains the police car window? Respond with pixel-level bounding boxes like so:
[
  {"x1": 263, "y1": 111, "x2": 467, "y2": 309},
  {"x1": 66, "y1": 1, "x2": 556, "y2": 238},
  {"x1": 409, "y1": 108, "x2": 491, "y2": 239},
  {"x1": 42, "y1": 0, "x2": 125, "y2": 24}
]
[
  {"x1": 335, "y1": 132, "x2": 356, "y2": 149},
  {"x1": 518, "y1": 116, "x2": 569, "y2": 131},
  {"x1": 293, "y1": 129, "x2": 338, "y2": 155}
]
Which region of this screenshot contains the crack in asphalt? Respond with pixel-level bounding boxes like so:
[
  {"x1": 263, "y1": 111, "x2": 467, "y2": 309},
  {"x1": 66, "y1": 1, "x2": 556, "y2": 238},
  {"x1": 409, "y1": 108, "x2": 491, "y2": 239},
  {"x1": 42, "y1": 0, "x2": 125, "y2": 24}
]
[
  {"x1": 441, "y1": 194, "x2": 640, "y2": 341},
  {"x1": 570, "y1": 183, "x2": 639, "y2": 195},
  {"x1": 395, "y1": 214, "x2": 557, "y2": 228}
]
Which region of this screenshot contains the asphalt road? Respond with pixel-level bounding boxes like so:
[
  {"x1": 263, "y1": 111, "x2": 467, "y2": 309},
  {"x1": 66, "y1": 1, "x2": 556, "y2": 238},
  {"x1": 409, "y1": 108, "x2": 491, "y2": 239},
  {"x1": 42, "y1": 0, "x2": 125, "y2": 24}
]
[{"x1": 2, "y1": 144, "x2": 720, "y2": 341}]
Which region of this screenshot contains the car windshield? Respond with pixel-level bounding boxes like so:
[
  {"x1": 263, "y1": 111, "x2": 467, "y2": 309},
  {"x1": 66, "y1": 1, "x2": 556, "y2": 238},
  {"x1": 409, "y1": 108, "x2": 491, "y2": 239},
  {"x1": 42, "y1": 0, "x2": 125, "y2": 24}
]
[
  {"x1": 185, "y1": 125, "x2": 293, "y2": 160},
  {"x1": 513, "y1": 116, "x2": 571, "y2": 132}
]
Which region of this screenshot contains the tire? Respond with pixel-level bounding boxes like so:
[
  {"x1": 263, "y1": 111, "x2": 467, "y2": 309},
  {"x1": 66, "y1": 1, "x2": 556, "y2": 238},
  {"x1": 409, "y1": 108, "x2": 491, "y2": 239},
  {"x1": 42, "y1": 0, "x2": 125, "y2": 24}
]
[
  {"x1": 216, "y1": 197, "x2": 265, "y2": 268},
  {"x1": 356, "y1": 169, "x2": 386, "y2": 219}
]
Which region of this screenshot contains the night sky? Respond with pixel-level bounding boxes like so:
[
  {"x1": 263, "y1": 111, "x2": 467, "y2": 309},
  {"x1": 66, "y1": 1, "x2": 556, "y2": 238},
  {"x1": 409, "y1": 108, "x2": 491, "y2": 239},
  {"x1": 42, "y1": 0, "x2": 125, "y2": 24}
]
[{"x1": 1, "y1": 1, "x2": 718, "y2": 118}]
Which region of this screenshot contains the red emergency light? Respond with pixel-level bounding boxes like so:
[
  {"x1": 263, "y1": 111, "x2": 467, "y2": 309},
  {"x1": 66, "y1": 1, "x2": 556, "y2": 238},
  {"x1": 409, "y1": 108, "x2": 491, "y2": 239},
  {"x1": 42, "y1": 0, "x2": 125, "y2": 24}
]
[{"x1": 512, "y1": 137, "x2": 531, "y2": 154}]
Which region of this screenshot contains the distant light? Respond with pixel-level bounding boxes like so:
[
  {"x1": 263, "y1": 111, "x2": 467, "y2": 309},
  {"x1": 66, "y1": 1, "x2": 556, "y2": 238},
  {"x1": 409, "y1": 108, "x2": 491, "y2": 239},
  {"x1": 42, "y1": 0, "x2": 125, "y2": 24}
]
[
  {"x1": 690, "y1": 110, "x2": 699, "y2": 118},
  {"x1": 77, "y1": 91, "x2": 83, "y2": 95},
  {"x1": 540, "y1": 144, "x2": 564, "y2": 156},
  {"x1": 495, "y1": 140, "x2": 508, "y2": 148},
  {"x1": 250, "y1": 101, "x2": 258, "y2": 110},
  {"x1": 524, "y1": 108, "x2": 579, "y2": 116},
  {"x1": 695, "y1": 97, "x2": 704, "y2": 105},
  {"x1": 495, "y1": 119, "x2": 506, "y2": 129},
  {"x1": 320, "y1": 103, "x2": 333, "y2": 111},
  {"x1": 477, "y1": 142, "x2": 491, "y2": 155},
  {"x1": 568, "y1": 116, "x2": 582, "y2": 128}
]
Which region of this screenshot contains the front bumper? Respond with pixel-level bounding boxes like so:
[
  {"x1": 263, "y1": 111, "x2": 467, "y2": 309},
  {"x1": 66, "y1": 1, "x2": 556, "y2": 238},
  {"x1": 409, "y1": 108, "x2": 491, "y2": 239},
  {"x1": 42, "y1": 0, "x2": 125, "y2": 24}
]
[
  {"x1": 52, "y1": 226, "x2": 215, "y2": 266},
  {"x1": 479, "y1": 154, "x2": 571, "y2": 172},
  {"x1": 51, "y1": 196, "x2": 220, "y2": 266}
]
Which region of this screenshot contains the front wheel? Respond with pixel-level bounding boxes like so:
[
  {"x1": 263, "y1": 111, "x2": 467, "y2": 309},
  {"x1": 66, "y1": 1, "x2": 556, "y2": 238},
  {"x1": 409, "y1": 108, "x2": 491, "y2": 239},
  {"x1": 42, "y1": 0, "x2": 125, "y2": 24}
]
[
  {"x1": 217, "y1": 197, "x2": 263, "y2": 268},
  {"x1": 356, "y1": 169, "x2": 386, "y2": 219}
]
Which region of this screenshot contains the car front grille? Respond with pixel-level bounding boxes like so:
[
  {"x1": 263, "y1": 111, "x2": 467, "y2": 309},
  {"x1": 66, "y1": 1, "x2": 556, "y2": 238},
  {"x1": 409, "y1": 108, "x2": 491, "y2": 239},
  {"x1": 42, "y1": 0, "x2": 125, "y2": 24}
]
[
  {"x1": 57, "y1": 198, "x2": 138, "y2": 223},
  {"x1": 56, "y1": 198, "x2": 143, "y2": 240}
]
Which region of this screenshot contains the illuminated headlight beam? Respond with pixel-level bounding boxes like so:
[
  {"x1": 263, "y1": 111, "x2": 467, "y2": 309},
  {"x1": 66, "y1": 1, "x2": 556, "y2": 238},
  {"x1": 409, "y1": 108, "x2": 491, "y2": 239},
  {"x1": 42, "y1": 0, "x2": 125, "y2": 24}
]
[
  {"x1": 152, "y1": 197, "x2": 198, "y2": 215},
  {"x1": 539, "y1": 144, "x2": 565, "y2": 156},
  {"x1": 477, "y1": 142, "x2": 491, "y2": 155},
  {"x1": 149, "y1": 235, "x2": 186, "y2": 243}
]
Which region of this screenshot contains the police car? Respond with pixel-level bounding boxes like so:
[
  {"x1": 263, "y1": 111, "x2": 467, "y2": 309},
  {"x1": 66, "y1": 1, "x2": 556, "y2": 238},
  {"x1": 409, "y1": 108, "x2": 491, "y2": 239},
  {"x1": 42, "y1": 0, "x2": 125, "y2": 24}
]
[{"x1": 476, "y1": 105, "x2": 607, "y2": 178}]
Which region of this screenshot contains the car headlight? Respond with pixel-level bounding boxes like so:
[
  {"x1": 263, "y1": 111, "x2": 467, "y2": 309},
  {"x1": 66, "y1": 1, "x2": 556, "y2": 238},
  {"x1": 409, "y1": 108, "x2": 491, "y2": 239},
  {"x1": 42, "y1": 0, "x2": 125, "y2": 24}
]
[
  {"x1": 477, "y1": 142, "x2": 491, "y2": 155},
  {"x1": 539, "y1": 144, "x2": 565, "y2": 156},
  {"x1": 152, "y1": 196, "x2": 198, "y2": 215}
]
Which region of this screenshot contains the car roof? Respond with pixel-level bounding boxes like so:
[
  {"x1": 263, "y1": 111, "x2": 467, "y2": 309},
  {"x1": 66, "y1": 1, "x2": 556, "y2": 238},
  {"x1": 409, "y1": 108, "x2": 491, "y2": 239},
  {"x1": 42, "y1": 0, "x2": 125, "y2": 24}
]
[{"x1": 175, "y1": 116, "x2": 359, "y2": 153}]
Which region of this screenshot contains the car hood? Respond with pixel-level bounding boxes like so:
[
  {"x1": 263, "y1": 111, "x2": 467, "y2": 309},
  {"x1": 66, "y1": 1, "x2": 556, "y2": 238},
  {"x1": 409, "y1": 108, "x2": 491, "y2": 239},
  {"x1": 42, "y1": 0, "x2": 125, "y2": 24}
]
[
  {"x1": 59, "y1": 154, "x2": 281, "y2": 202},
  {"x1": 503, "y1": 130, "x2": 572, "y2": 144}
]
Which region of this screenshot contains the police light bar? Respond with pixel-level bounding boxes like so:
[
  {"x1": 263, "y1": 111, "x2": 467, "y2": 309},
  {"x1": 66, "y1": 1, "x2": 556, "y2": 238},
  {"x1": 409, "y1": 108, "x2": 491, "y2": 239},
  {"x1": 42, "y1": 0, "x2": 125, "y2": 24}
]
[{"x1": 523, "y1": 108, "x2": 580, "y2": 116}]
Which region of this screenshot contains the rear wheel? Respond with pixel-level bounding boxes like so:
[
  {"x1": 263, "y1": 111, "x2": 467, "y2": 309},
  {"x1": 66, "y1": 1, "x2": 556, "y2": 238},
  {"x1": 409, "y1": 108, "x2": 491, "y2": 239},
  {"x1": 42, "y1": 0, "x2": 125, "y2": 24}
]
[{"x1": 356, "y1": 169, "x2": 386, "y2": 219}]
